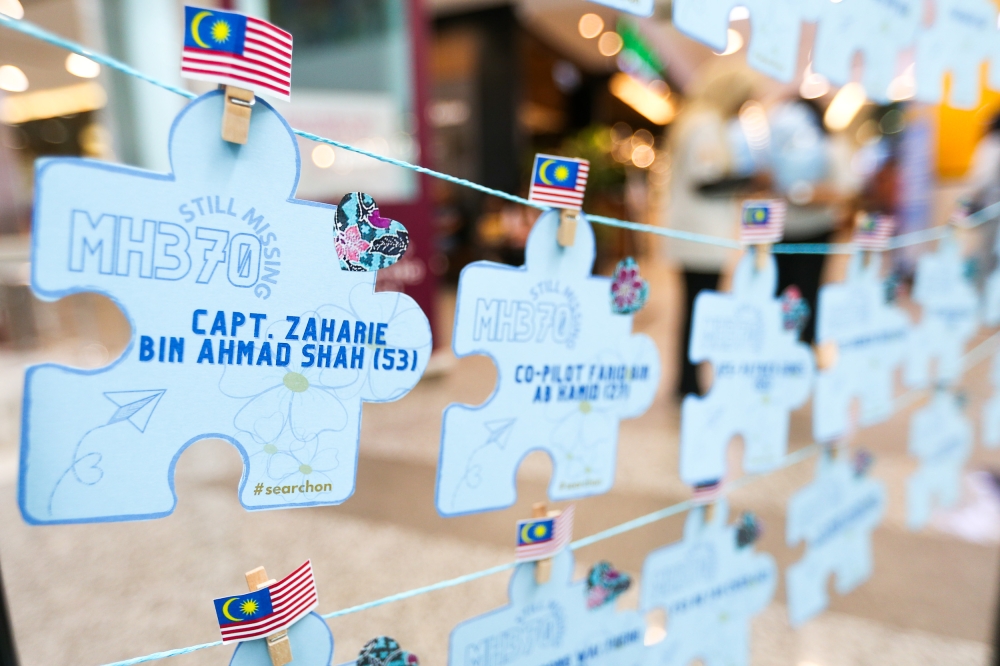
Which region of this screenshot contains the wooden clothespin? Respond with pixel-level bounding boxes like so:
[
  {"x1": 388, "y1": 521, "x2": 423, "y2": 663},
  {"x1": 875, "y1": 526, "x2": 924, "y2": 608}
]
[
  {"x1": 526, "y1": 154, "x2": 590, "y2": 248},
  {"x1": 222, "y1": 85, "x2": 255, "y2": 144},
  {"x1": 754, "y1": 243, "x2": 771, "y2": 272},
  {"x1": 814, "y1": 340, "x2": 839, "y2": 371},
  {"x1": 557, "y1": 209, "x2": 578, "y2": 247},
  {"x1": 740, "y1": 199, "x2": 785, "y2": 272},
  {"x1": 245, "y1": 566, "x2": 292, "y2": 666},
  {"x1": 531, "y1": 501, "x2": 561, "y2": 585}
]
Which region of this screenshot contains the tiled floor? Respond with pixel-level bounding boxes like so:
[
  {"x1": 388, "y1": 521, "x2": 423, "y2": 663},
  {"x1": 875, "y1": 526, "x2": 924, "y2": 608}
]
[{"x1": 1, "y1": 260, "x2": 998, "y2": 665}]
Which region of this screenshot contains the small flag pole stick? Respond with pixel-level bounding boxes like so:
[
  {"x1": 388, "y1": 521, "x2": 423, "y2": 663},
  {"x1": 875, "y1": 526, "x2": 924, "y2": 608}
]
[
  {"x1": 246, "y1": 566, "x2": 293, "y2": 666},
  {"x1": 557, "y1": 209, "x2": 578, "y2": 247},
  {"x1": 532, "y1": 501, "x2": 561, "y2": 585},
  {"x1": 222, "y1": 85, "x2": 255, "y2": 144}
]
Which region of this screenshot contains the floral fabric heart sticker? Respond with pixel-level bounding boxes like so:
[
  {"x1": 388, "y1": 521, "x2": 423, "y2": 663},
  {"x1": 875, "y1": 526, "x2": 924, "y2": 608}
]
[
  {"x1": 585, "y1": 561, "x2": 632, "y2": 609},
  {"x1": 357, "y1": 636, "x2": 419, "y2": 666},
  {"x1": 334, "y1": 192, "x2": 409, "y2": 272},
  {"x1": 610, "y1": 257, "x2": 649, "y2": 314},
  {"x1": 780, "y1": 285, "x2": 810, "y2": 337}
]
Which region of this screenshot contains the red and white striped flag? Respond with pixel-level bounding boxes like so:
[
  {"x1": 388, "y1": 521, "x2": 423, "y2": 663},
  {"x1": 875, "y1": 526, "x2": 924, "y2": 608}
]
[
  {"x1": 692, "y1": 481, "x2": 722, "y2": 504},
  {"x1": 181, "y1": 6, "x2": 293, "y2": 101},
  {"x1": 528, "y1": 155, "x2": 590, "y2": 211},
  {"x1": 515, "y1": 504, "x2": 575, "y2": 562},
  {"x1": 852, "y1": 212, "x2": 895, "y2": 251},
  {"x1": 740, "y1": 199, "x2": 786, "y2": 245},
  {"x1": 215, "y1": 560, "x2": 318, "y2": 643}
]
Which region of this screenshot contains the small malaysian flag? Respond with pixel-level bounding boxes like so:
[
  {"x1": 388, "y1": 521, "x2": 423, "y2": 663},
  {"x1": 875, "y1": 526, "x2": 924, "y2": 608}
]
[
  {"x1": 213, "y1": 560, "x2": 318, "y2": 643},
  {"x1": 515, "y1": 505, "x2": 575, "y2": 562},
  {"x1": 853, "y1": 212, "x2": 895, "y2": 251},
  {"x1": 692, "y1": 480, "x2": 722, "y2": 504},
  {"x1": 181, "y1": 6, "x2": 293, "y2": 101},
  {"x1": 740, "y1": 199, "x2": 786, "y2": 245},
  {"x1": 528, "y1": 155, "x2": 590, "y2": 211}
]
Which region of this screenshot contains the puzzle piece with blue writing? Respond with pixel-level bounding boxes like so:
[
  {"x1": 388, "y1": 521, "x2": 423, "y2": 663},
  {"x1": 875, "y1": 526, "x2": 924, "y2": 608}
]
[
  {"x1": 812, "y1": 0, "x2": 922, "y2": 103},
  {"x1": 448, "y1": 549, "x2": 646, "y2": 666},
  {"x1": 905, "y1": 236, "x2": 979, "y2": 389},
  {"x1": 680, "y1": 253, "x2": 815, "y2": 486},
  {"x1": 907, "y1": 390, "x2": 973, "y2": 530},
  {"x1": 981, "y1": 222, "x2": 1000, "y2": 326},
  {"x1": 639, "y1": 501, "x2": 776, "y2": 666},
  {"x1": 230, "y1": 613, "x2": 333, "y2": 666},
  {"x1": 435, "y1": 211, "x2": 660, "y2": 516},
  {"x1": 672, "y1": 0, "x2": 807, "y2": 82},
  {"x1": 785, "y1": 454, "x2": 886, "y2": 627},
  {"x1": 982, "y1": 353, "x2": 1000, "y2": 448},
  {"x1": 813, "y1": 253, "x2": 910, "y2": 443},
  {"x1": 20, "y1": 91, "x2": 431, "y2": 524},
  {"x1": 915, "y1": 0, "x2": 997, "y2": 109}
]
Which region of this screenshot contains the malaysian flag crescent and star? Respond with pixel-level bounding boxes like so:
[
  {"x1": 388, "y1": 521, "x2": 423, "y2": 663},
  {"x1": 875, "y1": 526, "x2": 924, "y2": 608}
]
[
  {"x1": 182, "y1": 6, "x2": 292, "y2": 101},
  {"x1": 528, "y1": 154, "x2": 590, "y2": 211},
  {"x1": 853, "y1": 212, "x2": 895, "y2": 251},
  {"x1": 213, "y1": 560, "x2": 318, "y2": 643},
  {"x1": 740, "y1": 199, "x2": 786, "y2": 245},
  {"x1": 515, "y1": 505, "x2": 575, "y2": 562}
]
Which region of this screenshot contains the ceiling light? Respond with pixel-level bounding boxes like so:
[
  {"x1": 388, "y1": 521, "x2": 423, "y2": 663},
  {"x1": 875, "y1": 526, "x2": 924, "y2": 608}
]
[
  {"x1": 311, "y1": 144, "x2": 336, "y2": 168},
  {"x1": 824, "y1": 82, "x2": 867, "y2": 132},
  {"x1": 0, "y1": 81, "x2": 106, "y2": 124},
  {"x1": 609, "y1": 72, "x2": 676, "y2": 125},
  {"x1": 0, "y1": 0, "x2": 24, "y2": 20},
  {"x1": 718, "y1": 29, "x2": 743, "y2": 56},
  {"x1": 0, "y1": 65, "x2": 27, "y2": 93},
  {"x1": 598, "y1": 31, "x2": 624, "y2": 57},
  {"x1": 631, "y1": 144, "x2": 655, "y2": 168},
  {"x1": 65, "y1": 53, "x2": 101, "y2": 79},
  {"x1": 578, "y1": 13, "x2": 604, "y2": 39}
]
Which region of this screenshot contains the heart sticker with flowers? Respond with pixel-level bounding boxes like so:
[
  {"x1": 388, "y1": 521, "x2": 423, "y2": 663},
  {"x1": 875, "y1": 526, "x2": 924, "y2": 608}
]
[
  {"x1": 357, "y1": 636, "x2": 419, "y2": 666},
  {"x1": 610, "y1": 257, "x2": 649, "y2": 315},
  {"x1": 585, "y1": 560, "x2": 632, "y2": 609},
  {"x1": 334, "y1": 192, "x2": 410, "y2": 272}
]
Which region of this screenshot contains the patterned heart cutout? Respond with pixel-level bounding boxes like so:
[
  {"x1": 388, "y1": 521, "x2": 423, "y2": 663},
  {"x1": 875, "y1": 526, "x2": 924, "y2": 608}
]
[
  {"x1": 357, "y1": 636, "x2": 419, "y2": 666},
  {"x1": 610, "y1": 257, "x2": 649, "y2": 315},
  {"x1": 585, "y1": 561, "x2": 632, "y2": 609},
  {"x1": 334, "y1": 192, "x2": 409, "y2": 272}
]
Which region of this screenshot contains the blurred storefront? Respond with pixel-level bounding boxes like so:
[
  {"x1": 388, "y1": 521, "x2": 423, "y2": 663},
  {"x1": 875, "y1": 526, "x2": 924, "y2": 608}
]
[{"x1": 0, "y1": 0, "x2": 440, "y2": 346}]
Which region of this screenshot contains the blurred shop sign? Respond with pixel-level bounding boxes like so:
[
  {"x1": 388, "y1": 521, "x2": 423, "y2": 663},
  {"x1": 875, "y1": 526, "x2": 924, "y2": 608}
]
[
  {"x1": 588, "y1": 0, "x2": 654, "y2": 17},
  {"x1": 272, "y1": 90, "x2": 418, "y2": 204}
]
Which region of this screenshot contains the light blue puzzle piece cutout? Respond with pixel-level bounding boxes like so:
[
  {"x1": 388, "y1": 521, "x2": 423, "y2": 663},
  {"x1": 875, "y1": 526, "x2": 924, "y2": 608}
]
[
  {"x1": 20, "y1": 91, "x2": 432, "y2": 524},
  {"x1": 672, "y1": 0, "x2": 805, "y2": 82},
  {"x1": 230, "y1": 612, "x2": 333, "y2": 666},
  {"x1": 907, "y1": 390, "x2": 973, "y2": 530},
  {"x1": 915, "y1": 0, "x2": 997, "y2": 109},
  {"x1": 981, "y1": 226, "x2": 1000, "y2": 326},
  {"x1": 785, "y1": 453, "x2": 886, "y2": 627},
  {"x1": 640, "y1": 501, "x2": 776, "y2": 666},
  {"x1": 587, "y1": 0, "x2": 654, "y2": 17},
  {"x1": 448, "y1": 549, "x2": 646, "y2": 666},
  {"x1": 982, "y1": 353, "x2": 1000, "y2": 448},
  {"x1": 812, "y1": 0, "x2": 922, "y2": 103},
  {"x1": 680, "y1": 253, "x2": 815, "y2": 485},
  {"x1": 813, "y1": 253, "x2": 911, "y2": 443},
  {"x1": 435, "y1": 211, "x2": 660, "y2": 516},
  {"x1": 905, "y1": 236, "x2": 979, "y2": 389}
]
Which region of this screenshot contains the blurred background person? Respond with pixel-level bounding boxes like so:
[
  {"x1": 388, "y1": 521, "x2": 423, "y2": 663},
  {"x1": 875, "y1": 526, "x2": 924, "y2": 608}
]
[
  {"x1": 664, "y1": 63, "x2": 756, "y2": 398},
  {"x1": 767, "y1": 97, "x2": 860, "y2": 343}
]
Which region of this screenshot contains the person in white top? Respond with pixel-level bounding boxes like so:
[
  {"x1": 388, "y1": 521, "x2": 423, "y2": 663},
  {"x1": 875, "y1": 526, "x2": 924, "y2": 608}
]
[{"x1": 665, "y1": 64, "x2": 757, "y2": 398}]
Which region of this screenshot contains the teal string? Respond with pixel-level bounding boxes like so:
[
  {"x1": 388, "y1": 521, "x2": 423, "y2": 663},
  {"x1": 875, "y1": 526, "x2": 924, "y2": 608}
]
[{"x1": 2, "y1": 12, "x2": 997, "y2": 255}]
